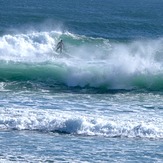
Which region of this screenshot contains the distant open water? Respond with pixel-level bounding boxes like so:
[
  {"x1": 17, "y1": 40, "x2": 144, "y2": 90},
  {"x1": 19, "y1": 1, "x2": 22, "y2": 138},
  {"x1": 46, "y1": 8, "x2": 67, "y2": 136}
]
[{"x1": 0, "y1": 0, "x2": 163, "y2": 162}]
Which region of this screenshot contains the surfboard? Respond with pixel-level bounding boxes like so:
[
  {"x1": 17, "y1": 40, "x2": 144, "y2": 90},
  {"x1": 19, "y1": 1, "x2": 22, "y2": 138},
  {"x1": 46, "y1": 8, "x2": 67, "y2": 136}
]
[{"x1": 52, "y1": 51, "x2": 71, "y2": 58}]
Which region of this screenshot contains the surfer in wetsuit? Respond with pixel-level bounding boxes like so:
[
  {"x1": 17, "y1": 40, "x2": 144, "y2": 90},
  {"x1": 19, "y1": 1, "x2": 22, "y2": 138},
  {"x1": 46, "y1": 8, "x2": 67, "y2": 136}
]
[{"x1": 56, "y1": 40, "x2": 64, "y2": 53}]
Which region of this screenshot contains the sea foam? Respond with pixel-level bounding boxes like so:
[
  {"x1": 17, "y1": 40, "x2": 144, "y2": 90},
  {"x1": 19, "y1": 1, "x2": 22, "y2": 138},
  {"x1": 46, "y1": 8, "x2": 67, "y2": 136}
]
[{"x1": 0, "y1": 107, "x2": 163, "y2": 139}]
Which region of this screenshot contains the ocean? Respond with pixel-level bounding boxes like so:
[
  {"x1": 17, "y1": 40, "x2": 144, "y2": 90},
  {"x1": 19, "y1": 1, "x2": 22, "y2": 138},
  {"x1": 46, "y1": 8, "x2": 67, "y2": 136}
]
[{"x1": 0, "y1": 0, "x2": 163, "y2": 162}]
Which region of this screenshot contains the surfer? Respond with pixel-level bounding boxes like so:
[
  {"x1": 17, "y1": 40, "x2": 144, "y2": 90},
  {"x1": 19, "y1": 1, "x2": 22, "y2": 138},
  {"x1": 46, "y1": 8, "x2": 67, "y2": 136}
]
[{"x1": 56, "y1": 40, "x2": 64, "y2": 53}]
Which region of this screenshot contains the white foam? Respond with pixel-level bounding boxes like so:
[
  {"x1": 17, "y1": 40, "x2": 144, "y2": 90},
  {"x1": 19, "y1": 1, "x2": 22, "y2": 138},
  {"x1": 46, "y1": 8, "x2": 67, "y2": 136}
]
[
  {"x1": 63, "y1": 38, "x2": 163, "y2": 89},
  {"x1": 0, "y1": 108, "x2": 163, "y2": 139},
  {"x1": 0, "y1": 31, "x2": 60, "y2": 62}
]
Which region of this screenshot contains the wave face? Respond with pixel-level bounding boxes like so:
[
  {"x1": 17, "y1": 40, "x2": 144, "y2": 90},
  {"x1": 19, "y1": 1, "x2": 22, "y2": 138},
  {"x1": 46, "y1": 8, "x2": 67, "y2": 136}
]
[{"x1": 0, "y1": 31, "x2": 163, "y2": 91}]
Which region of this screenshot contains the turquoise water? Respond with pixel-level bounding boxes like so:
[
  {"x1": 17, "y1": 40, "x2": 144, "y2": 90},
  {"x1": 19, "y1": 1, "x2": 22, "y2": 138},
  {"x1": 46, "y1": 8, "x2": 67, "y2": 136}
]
[{"x1": 0, "y1": 0, "x2": 163, "y2": 162}]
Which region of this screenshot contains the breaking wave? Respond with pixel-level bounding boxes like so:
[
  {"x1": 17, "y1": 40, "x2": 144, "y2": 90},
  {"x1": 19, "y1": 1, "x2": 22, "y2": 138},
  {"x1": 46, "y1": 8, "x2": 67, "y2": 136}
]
[{"x1": 0, "y1": 30, "x2": 163, "y2": 91}]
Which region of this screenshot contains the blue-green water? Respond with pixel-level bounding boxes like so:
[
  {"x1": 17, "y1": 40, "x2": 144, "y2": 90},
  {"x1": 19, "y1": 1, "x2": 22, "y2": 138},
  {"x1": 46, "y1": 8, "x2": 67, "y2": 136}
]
[{"x1": 0, "y1": 0, "x2": 163, "y2": 162}]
